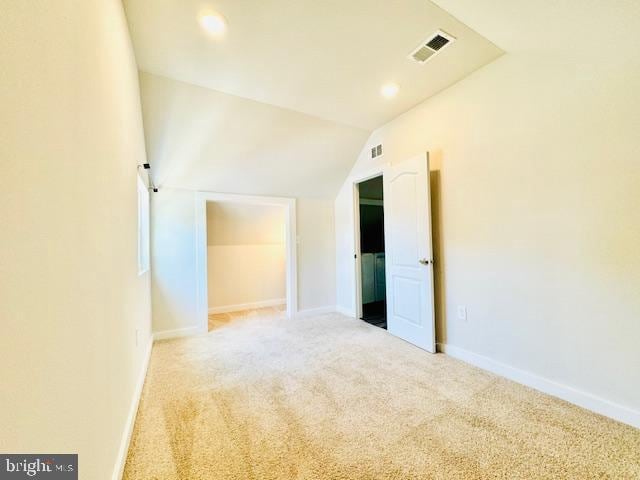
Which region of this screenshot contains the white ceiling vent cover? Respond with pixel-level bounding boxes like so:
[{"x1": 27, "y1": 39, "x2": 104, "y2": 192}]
[{"x1": 409, "y1": 30, "x2": 456, "y2": 64}]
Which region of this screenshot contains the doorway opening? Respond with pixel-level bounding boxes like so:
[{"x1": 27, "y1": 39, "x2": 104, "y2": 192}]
[
  {"x1": 351, "y1": 153, "x2": 435, "y2": 351},
  {"x1": 195, "y1": 192, "x2": 297, "y2": 334},
  {"x1": 356, "y1": 175, "x2": 387, "y2": 329},
  {"x1": 205, "y1": 201, "x2": 287, "y2": 331}
]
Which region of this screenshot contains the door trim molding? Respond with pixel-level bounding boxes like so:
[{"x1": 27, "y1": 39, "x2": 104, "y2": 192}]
[
  {"x1": 351, "y1": 165, "x2": 388, "y2": 321},
  {"x1": 195, "y1": 192, "x2": 298, "y2": 332}
]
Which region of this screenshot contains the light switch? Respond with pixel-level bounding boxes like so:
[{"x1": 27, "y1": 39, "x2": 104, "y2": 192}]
[{"x1": 457, "y1": 306, "x2": 467, "y2": 322}]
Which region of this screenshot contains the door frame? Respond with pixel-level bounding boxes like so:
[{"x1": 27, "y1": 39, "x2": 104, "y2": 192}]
[
  {"x1": 352, "y1": 165, "x2": 388, "y2": 320},
  {"x1": 195, "y1": 191, "x2": 298, "y2": 333}
]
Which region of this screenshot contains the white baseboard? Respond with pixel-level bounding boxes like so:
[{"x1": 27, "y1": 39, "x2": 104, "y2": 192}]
[
  {"x1": 295, "y1": 306, "x2": 336, "y2": 318},
  {"x1": 335, "y1": 306, "x2": 356, "y2": 318},
  {"x1": 153, "y1": 325, "x2": 201, "y2": 341},
  {"x1": 112, "y1": 337, "x2": 153, "y2": 480},
  {"x1": 208, "y1": 298, "x2": 286, "y2": 314},
  {"x1": 438, "y1": 343, "x2": 640, "y2": 429}
]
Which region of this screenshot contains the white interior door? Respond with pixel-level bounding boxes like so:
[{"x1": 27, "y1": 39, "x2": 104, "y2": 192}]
[{"x1": 383, "y1": 152, "x2": 436, "y2": 352}]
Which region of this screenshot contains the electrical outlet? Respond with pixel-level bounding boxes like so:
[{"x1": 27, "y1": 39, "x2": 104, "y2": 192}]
[{"x1": 457, "y1": 306, "x2": 467, "y2": 322}]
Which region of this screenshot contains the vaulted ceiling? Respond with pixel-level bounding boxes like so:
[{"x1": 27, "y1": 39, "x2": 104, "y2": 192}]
[
  {"x1": 124, "y1": 0, "x2": 502, "y2": 130},
  {"x1": 138, "y1": 71, "x2": 369, "y2": 197},
  {"x1": 431, "y1": 0, "x2": 640, "y2": 58},
  {"x1": 124, "y1": 0, "x2": 503, "y2": 197}
]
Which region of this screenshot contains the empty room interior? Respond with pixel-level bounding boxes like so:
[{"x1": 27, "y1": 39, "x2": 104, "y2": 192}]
[
  {"x1": 206, "y1": 200, "x2": 288, "y2": 331},
  {"x1": 1, "y1": 1, "x2": 639, "y2": 479}
]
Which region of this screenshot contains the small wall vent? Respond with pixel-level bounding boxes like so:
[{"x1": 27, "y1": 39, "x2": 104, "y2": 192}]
[
  {"x1": 371, "y1": 144, "x2": 383, "y2": 159},
  {"x1": 409, "y1": 30, "x2": 456, "y2": 64}
]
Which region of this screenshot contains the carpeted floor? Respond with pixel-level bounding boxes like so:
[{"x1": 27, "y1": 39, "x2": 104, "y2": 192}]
[
  {"x1": 208, "y1": 305, "x2": 285, "y2": 332},
  {"x1": 124, "y1": 310, "x2": 640, "y2": 479}
]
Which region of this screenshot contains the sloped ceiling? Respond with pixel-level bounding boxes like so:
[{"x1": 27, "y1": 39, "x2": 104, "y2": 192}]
[
  {"x1": 139, "y1": 72, "x2": 369, "y2": 197},
  {"x1": 125, "y1": 0, "x2": 504, "y2": 197},
  {"x1": 124, "y1": 0, "x2": 502, "y2": 130},
  {"x1": 206, "y1": 202, "x2": 285, "y2": 246},
  {"x1": 431, "y1": 0, "x2": 640, "y2": 58}
]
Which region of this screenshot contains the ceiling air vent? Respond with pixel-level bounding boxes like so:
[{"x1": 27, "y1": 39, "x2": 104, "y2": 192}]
[
  {"x1": 426, "y1": 34, "x2": 450, "y2": 51},
  {"x1": 371, "y1": 144, "x2": 383, "y2": 159},
  {"x1": 409, "y1": 30, "x2": 456, "y2": 64}
]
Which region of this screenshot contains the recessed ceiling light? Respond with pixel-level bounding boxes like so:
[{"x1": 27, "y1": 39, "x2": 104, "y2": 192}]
[
  {"x1": 381, "y1": 83, "x2": 399, "y2": 99},
  {"x1": 199, "y1": 13, "x2": 226, "y2": 36}
]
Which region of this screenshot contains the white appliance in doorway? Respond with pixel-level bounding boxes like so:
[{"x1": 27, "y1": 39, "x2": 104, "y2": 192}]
[
  {"x1": 361, "y1": 252, "x2": 386, "y2": 304},
  {"x1": 383, "y1": 153, "x2": 436, "y2": 352}
]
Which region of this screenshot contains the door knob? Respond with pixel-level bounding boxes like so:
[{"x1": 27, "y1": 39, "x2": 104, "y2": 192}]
[{"x1": 419, "y1": 258, "x2": 432, "y2": 265}]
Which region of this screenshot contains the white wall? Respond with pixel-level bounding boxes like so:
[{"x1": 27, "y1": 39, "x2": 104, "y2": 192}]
[
  {"x1": 0, "y1": 1, "x2": 151, "y2": 477},
  {"x1": 140, "y1": 71, "x2": 346, "y2": 332},
  {"x1": 335, "y1": 52, "x2": 640, "y2": 422},
  {"x1": 152, "y1": 190, "x2": 335, "y2": 331},
  {"x1": 207, "y1": 202, "x2": 286, "y2": 310},
  {"x1": 297, "y1": 199, "x2": 337, "y2": 311},
  {"x1": 150, "y1": 189, "x2": 198, "y2": 333}
]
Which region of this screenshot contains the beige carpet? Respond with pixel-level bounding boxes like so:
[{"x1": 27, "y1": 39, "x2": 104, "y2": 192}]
[
  {"x1": 124, "y1": 310, "x2": 640, "y2": 479},
  {"x1": 208, "y1": 305, "x2": 285, "y2": 332}
]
